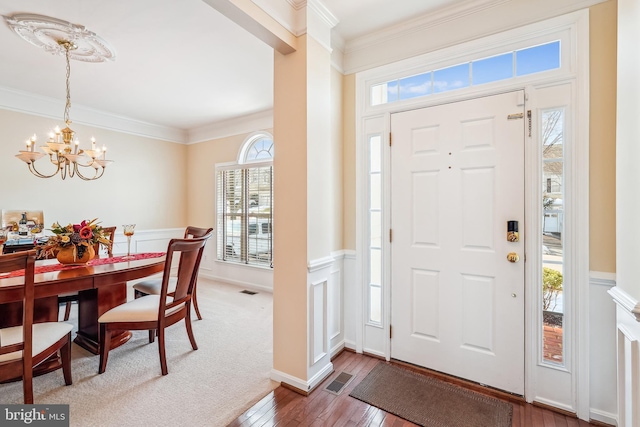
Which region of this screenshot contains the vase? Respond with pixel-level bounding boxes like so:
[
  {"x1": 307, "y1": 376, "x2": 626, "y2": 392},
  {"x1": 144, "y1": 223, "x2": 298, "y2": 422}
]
[{"x1": 56, "y1": 245, "x2": 95, "y2": 265}]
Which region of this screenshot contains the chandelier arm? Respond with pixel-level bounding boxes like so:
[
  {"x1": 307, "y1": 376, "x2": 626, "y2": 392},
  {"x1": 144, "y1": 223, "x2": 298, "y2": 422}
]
[
  {"x1": 28, "y1": 159, "x2": 62, "y2": 179},
  {"x1": 73, "y1": 163, "x2": 102, "y2": 181},
  {"x1": 60, "y1": 161, "x2": 68, "y2": 180}
]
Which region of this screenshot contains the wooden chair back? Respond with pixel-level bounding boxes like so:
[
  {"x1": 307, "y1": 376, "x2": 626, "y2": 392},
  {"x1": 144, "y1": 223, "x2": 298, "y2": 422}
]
[
  {"x1": 159, "y1": 231, "x2": 212, "y2": 311},
  {"x1": 94, "y1": 226, "x2": 116, "y2": 257},
  {"x1": 0, "y1": 250, "x2": 37, "y2": 401},
  {"x1": 184, "y1": 226, "x2": 212, "y2": 239}
]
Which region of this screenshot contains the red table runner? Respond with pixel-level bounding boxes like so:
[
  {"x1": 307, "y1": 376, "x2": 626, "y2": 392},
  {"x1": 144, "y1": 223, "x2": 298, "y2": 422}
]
[{"x1": 2, "y1": 252, "x2": 166, "y2": 279}]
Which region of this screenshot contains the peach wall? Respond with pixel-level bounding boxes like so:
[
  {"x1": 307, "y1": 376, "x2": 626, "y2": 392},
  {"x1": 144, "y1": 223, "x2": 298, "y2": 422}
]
[
  {"x1": 272, "y1": 38, "x2": 309, "y2": 380},
  {"x1": 590, "y1": 0, "x2": 617, "y2": 273},
  {"x1": 185, "y1": 132, "x2": 247, "y2": 229},
  {"x1": 0, "y1": 109, "x2": 187, "y2": 230}
]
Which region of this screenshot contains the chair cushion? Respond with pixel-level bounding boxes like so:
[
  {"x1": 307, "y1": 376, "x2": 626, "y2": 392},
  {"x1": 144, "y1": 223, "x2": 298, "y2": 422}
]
[
  {"x1": 0, "y1": 322, "x2": 73, "y2": 363},
  {"x1": 98, "y1": 295, "x2": 185, "y2": 323},
  {"x1": 132, "y1": 277, "x2": 178, "y2": 295}
]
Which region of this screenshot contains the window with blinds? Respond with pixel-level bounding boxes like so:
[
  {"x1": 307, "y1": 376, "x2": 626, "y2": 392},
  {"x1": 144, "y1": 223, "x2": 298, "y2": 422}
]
[{"x1": 216, "y1": 133, "x2": 273, "y2": 268}]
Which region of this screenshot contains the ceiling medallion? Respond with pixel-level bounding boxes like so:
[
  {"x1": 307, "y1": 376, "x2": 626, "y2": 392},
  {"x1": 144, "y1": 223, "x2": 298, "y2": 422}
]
[{"x1": 3, "y1": 13, "x2": 115, "y2": 62}]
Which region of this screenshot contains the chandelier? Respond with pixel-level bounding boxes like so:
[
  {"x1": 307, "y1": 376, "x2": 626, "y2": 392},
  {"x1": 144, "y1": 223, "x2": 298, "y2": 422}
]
[{"x1": 7, "y1": 14, "x2": 115, "y2": 180}]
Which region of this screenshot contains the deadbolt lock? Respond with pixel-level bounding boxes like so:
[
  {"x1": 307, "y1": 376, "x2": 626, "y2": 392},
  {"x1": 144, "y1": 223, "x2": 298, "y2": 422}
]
[
  {"x1": 507, "y1": 220, "x2": 519, "y2": 242},
  {"x1": 507, "y1": 252, "x2": 520, "y2": 263}
]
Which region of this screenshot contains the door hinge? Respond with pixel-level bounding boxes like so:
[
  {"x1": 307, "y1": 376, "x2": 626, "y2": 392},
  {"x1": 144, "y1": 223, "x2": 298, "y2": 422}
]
[
  {"x1": 389, "y1": 132, "x2": 392, "y2": 146},
  {"x1": 390, "y1": 325, "x2": 392, "y2": 339},
  {"x1": 389, "y1": 229, "x2": 392, "y2": 243},
  {"x1": 527, "y1": 110, "x2": 532, "y2": 137}
]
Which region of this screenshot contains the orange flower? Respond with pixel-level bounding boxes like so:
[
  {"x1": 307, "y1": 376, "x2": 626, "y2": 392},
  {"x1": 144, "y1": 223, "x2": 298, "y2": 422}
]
[{"x1": 79, "y1": 225, "x2": 93, "y2": 239}]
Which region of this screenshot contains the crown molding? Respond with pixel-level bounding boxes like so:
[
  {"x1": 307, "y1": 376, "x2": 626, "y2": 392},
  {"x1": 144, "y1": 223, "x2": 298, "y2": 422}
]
[
  {"x1": 344, "y1": 0, "x2": 512, "y2": 57},
  {"x1": 252, "y1": 0, "x2": 302, "y2": 35},
  {"x1": 0, "y1": 84, "x2": 274, "y2": 145},
  {"x1": 0, "y1": 85, "x2": 187, "y2": 143},
  {"x1": 341, "y1": 0, "x2": 606, "y2": 74},
  {"x1": 187, "y1": 109, "x2": 273, "y2": 144},
  {"x1": 252, "y1": 0, "x2": 337, "y2": 38}
]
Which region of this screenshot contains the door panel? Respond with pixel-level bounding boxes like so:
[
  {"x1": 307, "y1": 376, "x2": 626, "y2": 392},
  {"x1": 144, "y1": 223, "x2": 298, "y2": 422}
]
[{"x1": 390, "y1": 91, "x2": 525, "y2": 394}]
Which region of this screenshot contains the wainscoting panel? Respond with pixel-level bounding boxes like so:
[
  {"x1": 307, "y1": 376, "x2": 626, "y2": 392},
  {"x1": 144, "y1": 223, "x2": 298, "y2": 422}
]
[
  {"x1": 311, "y1": 279, "x2": 328, "y2": 365},
  {"x1": 112, "y1": 228, "x2": 183, "y2": 255},
  {"x1": 610, "y1": 285, "x2": 640, "y2": 427}
]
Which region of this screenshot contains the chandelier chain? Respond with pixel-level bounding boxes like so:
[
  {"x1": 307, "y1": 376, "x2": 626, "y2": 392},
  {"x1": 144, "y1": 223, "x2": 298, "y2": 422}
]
[{"x1": 64, "y1": 43, "x2": 72, "y2": 125}]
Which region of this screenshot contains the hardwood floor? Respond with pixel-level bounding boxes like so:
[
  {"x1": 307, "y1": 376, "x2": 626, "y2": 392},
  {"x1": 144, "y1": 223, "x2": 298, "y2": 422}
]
[{"x1": 229, "y1": 350, "x2": 604, "y2": 427}]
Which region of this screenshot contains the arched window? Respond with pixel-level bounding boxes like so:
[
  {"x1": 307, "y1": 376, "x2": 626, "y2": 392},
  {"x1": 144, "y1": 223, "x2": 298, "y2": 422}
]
[
  {"x1": 240, "y1": 133, "x2": 274, "y2": 163},
  {"x1": 217, "y1": 132, "x2": 273, "y2": 267}
]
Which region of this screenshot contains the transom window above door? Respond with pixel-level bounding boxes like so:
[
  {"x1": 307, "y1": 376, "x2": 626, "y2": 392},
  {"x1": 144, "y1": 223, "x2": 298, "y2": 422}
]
[{"x1": 371, "y1": 40, "x2": 560, "y2": 106}]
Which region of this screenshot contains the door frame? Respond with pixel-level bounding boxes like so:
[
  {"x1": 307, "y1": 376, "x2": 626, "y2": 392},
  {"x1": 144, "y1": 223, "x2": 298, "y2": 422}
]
[{"x1": 354, "y1": 10, "x2": 589, "y2": 417}]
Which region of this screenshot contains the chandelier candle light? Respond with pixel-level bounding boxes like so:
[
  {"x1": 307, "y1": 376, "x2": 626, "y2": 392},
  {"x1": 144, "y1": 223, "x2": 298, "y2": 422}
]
[{"x1": 15, "y1": 39, "x2": 112, "y2": 180}]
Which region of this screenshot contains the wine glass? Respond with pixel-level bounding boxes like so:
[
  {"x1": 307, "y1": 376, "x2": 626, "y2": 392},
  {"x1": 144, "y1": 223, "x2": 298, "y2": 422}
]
[{"x1": 122, "y1": 224, "x2": 136, "y2": 259}]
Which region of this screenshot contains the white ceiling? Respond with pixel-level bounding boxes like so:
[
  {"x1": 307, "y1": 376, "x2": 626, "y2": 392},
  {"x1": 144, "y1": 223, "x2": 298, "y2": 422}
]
[{"x1": 0, "y1": 0, "x2": 463, "y2": 139}]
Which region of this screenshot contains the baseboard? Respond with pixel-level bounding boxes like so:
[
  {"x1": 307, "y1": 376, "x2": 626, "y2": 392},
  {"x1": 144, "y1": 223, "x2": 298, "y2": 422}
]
[
  {"x1": 362, "y1": 347, "x2": 385, "y2": 359},
  {"x1": 270, "y1": 362, "x2": 334, "y2": 395},
  {"x1": 330, "y1": 340, "x2": 345, "y2": 358},
  {"x1": 198, "y1": 272, "x2": 273, "y2": 294},
  {"x1": 589, "y1": 409, "x2": 617, "y2": 426},
  {"x1": 533, "y1": 396, "x2": 575, "y2": 415}
]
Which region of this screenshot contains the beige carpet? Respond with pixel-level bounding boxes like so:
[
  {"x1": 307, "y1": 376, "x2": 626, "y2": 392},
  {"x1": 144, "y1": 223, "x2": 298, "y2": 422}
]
[
  {"x1": 349, "y1": 363, "x2": 512, "y2": 427},
  {"x1": 0, "y1": 279, "x2": 278, "y2": 427}
]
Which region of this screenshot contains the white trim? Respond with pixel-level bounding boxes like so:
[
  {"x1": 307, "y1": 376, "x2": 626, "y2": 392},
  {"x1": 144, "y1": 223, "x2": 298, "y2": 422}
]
[
  {"x1": 343, "y1": 249, "x2": 356, "y2": 260},
  {"x1": 310, "y1": 279, "x2": 328, "y2": 364},
  {"x1": 188, "y1": 110, "x2": 273, "y2": 145},
  {"x1": 342, "y1": 0, "x2": 607, "y2": 74},
  {"x1": 238, "y1": 131, "x2": 275, "y2": 164},
  {"x1": 330, "y1": 249, "x2": 347, "y2": 260},
  {"x1": 308, "y1": 255, "x2": 334, "y2": 272},
  {"x1": 345, "y1": 0, "x2": 512, "y2": 57},
  {"x1": 356, "y1": 9, "x2": 591, "y2": 418},
  {"x1": 574, "y1": 9, "x2": 591, "y2": 419},
  {"x1": 0, "y1": 85, "x2": 275, "y2": 145},
  {"x1": 330, "y1": 340, "x2": 345, "y2": 358},
  {"x1": 270, "y1": 362, "x2": 334, "y2": 393},
  {"x1": 591, "y1": 271, "x2": 617, "y2": 286},
  {"x1": 0, "y1": 86, "x2": 187, "y2": 144},
  {"x1": 589, "y1": 409, "x2": 618, "y2": 427},
  {"x1": 609, "y1": 286, "x2": 640, "y2": 322}
]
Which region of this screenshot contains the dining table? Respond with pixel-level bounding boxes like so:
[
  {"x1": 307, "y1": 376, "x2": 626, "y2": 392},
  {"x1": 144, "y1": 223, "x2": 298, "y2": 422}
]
[{"x1": 0, "y1": 252, "x2": 166, "y2": 378}]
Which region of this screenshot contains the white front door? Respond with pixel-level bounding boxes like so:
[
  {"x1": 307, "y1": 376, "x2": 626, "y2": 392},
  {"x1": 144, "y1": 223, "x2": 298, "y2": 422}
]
[{"x1": 390, "y1": 91, "x2": 525, "y2": 394}]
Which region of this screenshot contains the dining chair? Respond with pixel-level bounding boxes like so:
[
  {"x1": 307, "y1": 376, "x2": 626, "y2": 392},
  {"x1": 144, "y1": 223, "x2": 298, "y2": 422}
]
[
  {"x1": 97, "y1": 230, "x2": 212, "y2": 375},
  {"x1": 0, "y1": 250, "x2": 73, "y2": 403},
  {"x1": 93, "y1": 226, "x2": 116, "y2": 257},
  {"x1": 132, "y1": 226, "x2": 212, "y2": 321},
  {"x1": 59, "y1": 225, "x2": 116, "y2": 321}
]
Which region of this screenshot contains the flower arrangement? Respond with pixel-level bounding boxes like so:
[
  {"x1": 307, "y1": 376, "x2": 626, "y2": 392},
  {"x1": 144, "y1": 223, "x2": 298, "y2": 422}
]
[{"x1": 38, "y1": 218, "x2": 112, "y2": 261}]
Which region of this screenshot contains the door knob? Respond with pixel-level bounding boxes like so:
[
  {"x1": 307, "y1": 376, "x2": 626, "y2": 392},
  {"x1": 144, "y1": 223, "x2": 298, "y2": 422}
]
[{"x1": 507, "y1": 252, "x2": 519, "y2": 263}]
